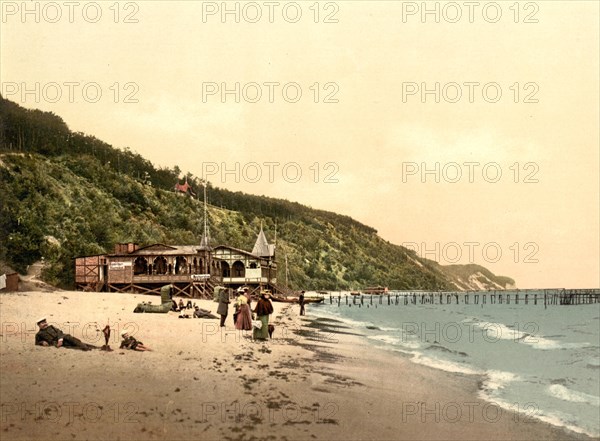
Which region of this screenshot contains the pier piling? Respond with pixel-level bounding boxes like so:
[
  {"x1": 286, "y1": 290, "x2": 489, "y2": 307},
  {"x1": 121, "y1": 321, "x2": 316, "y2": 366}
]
[{"x1": 326, "y1": 289, "x2": 598, "y2": 309}]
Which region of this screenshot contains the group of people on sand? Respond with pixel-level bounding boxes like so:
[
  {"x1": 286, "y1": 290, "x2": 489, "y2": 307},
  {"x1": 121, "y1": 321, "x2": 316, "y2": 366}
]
[
  {"x1": 173, "y1": 298, "x2": 195, "y2": 312},
  {"x1": 169, "y1": 293, "x2": 217, "y2": 319},
  {"x1": 35, "y1": 286, "x2": 280, "y2": 351},
  {"x1": 217, "y1": 287, "x2": 274, "y2": 340},
  {"x1": 34, "y1": 317, "x2": 152, "y2": 352}
]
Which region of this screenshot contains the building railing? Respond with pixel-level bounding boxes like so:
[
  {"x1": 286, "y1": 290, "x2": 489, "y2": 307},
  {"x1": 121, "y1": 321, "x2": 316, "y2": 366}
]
[
  {"x1": 220, "y1": 276, "x2": 272, "y2": 285},
  {"x1": 132, "y1": 274, "x2": 196, "y2": 283}
]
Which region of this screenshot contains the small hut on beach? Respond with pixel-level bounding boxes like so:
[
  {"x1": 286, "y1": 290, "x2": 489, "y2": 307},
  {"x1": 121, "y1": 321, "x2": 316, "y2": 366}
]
[{"x1": 0, "y1": 263, "x2": 19, "y2": 292}]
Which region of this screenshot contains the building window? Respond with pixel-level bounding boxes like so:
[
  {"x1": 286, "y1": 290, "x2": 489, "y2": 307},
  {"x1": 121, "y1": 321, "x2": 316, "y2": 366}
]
[
  {"x1": 175, "y1": 256, "x2": 187, "y2": 274},
  {"x1": 133, "y1": 257, "x2": 148, "y2": 275},
  {"x1": 153, "y1": 256, "x2": 168, "y2": 275},
  {"x1": 232, "y1": 261, "x2": 245, "y2": 278},
  {"x1": 222, "y1": 261, "x2": 230, "y2": 278}
]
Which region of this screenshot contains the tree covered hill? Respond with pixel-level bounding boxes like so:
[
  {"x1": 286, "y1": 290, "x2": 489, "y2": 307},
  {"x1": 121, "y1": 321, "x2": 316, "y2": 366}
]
[{"x1": 0, "y1": 96, "x2": 513, "y2": 290}]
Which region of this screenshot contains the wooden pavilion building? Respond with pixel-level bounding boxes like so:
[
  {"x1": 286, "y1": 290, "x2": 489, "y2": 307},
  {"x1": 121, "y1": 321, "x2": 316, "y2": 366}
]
[
  {"x1": 75, "y1": 227, "x2": 288, "y2": 297},
  {"x1": 213, "y1": 226, "x2": 279, "y2": 291}
]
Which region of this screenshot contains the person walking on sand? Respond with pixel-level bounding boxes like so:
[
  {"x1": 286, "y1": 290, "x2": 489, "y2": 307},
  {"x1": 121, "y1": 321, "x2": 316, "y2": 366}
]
[
  {"x1": 217, "y1": 287, "x2": 230, "y2": 327},
  {"x1": 299, "y1": 291, "x2": 306, "y2": 316},
  {"x1": 120, "y1": 331, "x2": 152, "y2": 351},
  {"x1": 253, "y1": 292, "x2": 274, "y2": 340},
  {"x1": 35, "y1": 318, "x2": 95, "y2": 351},
  {"x1": 235, "y1": 290, "x2": 253, "y2": 331}
]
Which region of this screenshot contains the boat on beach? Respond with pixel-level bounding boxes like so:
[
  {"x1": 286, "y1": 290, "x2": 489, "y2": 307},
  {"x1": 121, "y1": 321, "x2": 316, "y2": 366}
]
[{"x1": 270, "y1": 294, "x2": 325, "y2": 304}]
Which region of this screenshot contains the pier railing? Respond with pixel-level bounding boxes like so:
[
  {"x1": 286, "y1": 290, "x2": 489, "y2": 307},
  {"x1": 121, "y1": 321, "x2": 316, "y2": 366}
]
[{"x1": 326, "y1": 289, "x2": 600, "y2": 308}]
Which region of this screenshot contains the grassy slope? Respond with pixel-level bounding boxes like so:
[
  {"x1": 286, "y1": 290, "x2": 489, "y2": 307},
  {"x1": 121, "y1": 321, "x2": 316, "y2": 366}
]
[
  {"x1": 0, "y1": 97, "x2": 513, "y2": 290},
  {"x1": 0, "y1": 152, "x2": 454, "y2": 290}
]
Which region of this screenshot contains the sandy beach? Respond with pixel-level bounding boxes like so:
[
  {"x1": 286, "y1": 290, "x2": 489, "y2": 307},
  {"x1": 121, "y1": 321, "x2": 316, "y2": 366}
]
[{"x1": 0, "y1": 290, "x2": 594, "y2": 441}]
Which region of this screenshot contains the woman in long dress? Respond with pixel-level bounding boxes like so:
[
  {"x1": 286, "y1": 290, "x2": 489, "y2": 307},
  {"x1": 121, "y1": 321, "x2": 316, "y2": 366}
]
[
  {"x1": 235, "y1": 292, "x2": 253, "y2": 330},
  {"x1": 253, "y1": 292, "x2": 274, "y2": 340}
]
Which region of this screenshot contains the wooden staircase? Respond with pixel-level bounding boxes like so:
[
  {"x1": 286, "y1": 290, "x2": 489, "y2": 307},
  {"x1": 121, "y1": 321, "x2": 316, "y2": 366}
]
[{"x1": 191, "y1": 276, "x2": 222, "y2": 299}]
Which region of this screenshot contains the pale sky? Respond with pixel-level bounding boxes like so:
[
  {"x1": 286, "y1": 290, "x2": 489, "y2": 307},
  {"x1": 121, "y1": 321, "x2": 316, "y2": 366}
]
[{"x1": 1, "y1": 1, "x2": 598, "y2": 288}]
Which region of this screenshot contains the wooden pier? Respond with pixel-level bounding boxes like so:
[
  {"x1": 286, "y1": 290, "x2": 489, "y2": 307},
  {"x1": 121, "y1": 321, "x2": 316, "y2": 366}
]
[{"x1": 327, "y1": 289, "x2": 600, "y2": 308}]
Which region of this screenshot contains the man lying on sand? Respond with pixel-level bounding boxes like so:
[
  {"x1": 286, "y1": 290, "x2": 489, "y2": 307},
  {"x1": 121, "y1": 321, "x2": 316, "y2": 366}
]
[
  {"x1": 193, "y1": 305, "x2": 218, "y2": 319},
  {"x1": 35, "y1": 317, "x2": 96, "y2": 351}
]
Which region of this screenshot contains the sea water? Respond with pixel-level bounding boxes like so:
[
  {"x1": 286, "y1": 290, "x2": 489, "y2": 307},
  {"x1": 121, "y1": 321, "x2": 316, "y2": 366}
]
[{"x1": 309, "y1": 292, "x2": 600, "y2": 438}]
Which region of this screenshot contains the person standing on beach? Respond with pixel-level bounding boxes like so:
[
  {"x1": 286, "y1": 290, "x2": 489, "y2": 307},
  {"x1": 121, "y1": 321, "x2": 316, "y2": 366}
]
[
  {"x1": 243, "y1": 287, "x2": 252, "y2": 309},
  {"x1": 217, "y1": 287, "x2": 230, "y2": 327},
  {"x1": 299, "y1": 291, "x2": 306, "y2": 316},
  {"x1": 232, "y1": 292, "x2": 240, "y2": 325},
  {"x1": 35, "y1": 318, "x2": 94, "y2": 351},
  {"x1": 235, "y1": 290, "x2": 253, "y2": 331},
  {"x1": 253, "y1": 292, "x2": 274, "y2": 340}
]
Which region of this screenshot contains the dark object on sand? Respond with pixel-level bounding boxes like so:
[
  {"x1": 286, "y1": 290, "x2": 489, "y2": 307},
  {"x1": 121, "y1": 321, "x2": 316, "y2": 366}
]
[
  {"x1": 134, "y1": 285, "x2": 173, "y2": 313},
  {"x1": 268, "y1": 324, "x2": 275, "y2": 339},
  {"x1": 100, "y1": 325, "x2": 113, "y2": 351}
]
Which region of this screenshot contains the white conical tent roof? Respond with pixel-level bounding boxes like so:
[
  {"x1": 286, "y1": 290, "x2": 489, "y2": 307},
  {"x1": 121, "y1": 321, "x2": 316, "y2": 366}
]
[{"x1": 252, "y1": 227, "x2": 274, "y2": 257}]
